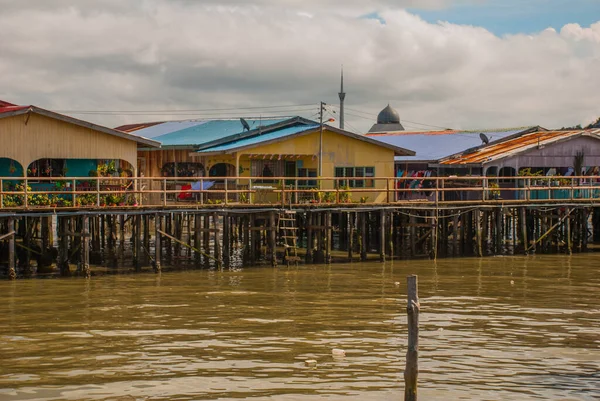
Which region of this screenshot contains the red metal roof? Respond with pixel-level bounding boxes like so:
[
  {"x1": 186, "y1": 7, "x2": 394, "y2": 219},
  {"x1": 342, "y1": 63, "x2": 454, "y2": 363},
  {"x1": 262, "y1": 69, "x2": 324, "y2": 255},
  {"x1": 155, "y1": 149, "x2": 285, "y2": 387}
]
[
  {"x1": 0, "y1": 100, "x2": 29, "y2": 114},
  {"x1": 115, "y1": 121, "x2": 163, "y2": 133}
]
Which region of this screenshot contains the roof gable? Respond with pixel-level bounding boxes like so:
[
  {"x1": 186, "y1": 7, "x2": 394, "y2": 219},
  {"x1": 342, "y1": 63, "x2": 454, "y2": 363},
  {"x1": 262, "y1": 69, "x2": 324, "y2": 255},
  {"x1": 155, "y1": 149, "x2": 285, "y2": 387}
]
[
  {"x1": 196, "y1": 124, "x2": 415, "y2": 156},
  {"x1": 0, "y1": 104, "x2": 160, "y2": 148}
]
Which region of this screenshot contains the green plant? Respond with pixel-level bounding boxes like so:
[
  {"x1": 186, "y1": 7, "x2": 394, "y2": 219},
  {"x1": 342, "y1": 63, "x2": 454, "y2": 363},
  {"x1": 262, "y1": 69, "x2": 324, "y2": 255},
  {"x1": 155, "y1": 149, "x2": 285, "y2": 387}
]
[
  {"x1": 518, "y1": 168, "x2": 543, "y2": 177},
  {"x1": 97, "y1": 160, "x2": 117, "y2": 177},
  {"x1": 488, "y1": 182, "x2": 500, "y2": 199},
  {"x1": 359, "y1": 196, "x2": 369, "y2": 203},
  {"x1": 239, "y1": 193, "x2": 248, "y2": 203},
  {"x1": 338, "y1": 185, "x2": 351, "y2": 203},
  {"x1": 320, "y1": 191, "x2": 336, "y2": 203},
  {"x1": 76, "y1": 194, "x2": 97, "y2": 206},
  {"x1": 28, "y1": 193, "x2": 51, "y2": 207}
]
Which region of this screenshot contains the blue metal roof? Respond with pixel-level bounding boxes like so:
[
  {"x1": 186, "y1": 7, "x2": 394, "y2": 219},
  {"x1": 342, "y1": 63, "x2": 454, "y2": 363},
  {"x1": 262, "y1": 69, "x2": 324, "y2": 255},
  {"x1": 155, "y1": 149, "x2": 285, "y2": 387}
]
[
  {"x1": 135, "y1": 118, "x2": 287, "y2": 147},
  {"x1": 197, "y1": 124, "x2": 320, "y2": 153},
  {"x1": 371, "y1": 128, "x2": 536, "y2": 162}
]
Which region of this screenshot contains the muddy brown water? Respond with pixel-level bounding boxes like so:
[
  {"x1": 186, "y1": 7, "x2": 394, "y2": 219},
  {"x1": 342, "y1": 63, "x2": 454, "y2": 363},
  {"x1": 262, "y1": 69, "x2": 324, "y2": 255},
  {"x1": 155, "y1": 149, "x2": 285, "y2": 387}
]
[{"x1": 0, "y1": 255, "x2": 599, "y2": 400}]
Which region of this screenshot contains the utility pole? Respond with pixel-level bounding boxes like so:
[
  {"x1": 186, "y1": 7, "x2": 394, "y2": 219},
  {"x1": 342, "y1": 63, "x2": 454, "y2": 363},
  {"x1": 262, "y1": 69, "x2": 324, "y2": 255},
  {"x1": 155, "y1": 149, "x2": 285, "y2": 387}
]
[{"x1": 319, "y1": 101, "x2": 325, "y2": 179}]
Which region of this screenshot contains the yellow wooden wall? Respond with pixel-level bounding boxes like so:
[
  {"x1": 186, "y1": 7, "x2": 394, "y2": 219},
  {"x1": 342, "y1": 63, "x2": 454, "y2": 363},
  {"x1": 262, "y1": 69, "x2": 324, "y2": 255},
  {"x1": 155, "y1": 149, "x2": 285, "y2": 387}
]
[
  {"x1": 236, "y1": 129, "x2": 395, "y2": 202},
  {"x1": 0, "y1": 113, "x2": 139, "y2": 174}
]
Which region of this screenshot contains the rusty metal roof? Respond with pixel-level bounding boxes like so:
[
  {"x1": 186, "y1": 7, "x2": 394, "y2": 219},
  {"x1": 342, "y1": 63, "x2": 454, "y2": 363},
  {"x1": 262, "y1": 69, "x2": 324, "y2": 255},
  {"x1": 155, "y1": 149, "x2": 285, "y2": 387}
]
[
  {"x1": 367, "y1": 127, "x2": 539, "y2": 162},
  {"x1": 440, "y1": 129, "x2": 600, "y2": 165}
]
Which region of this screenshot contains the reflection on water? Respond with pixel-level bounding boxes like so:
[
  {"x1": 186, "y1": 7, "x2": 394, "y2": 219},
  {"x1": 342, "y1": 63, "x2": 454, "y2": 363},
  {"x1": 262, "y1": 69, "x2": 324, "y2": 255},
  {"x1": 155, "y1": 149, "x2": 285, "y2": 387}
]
[{"x1": 0, "y1": 255, "x2": 599, "y2": 400}]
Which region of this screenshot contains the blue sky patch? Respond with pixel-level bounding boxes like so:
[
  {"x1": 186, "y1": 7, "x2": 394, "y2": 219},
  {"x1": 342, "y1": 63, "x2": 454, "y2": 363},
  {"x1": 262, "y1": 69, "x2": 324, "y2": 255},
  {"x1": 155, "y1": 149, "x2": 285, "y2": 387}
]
[{"x1": 408, "y1": 0, "x2": 600, "y2": 36}]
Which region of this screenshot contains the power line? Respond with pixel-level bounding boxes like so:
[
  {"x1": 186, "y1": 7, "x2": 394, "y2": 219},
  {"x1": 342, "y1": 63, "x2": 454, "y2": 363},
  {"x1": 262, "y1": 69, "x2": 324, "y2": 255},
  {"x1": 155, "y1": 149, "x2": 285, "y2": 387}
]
[
  {"x1": 333, "y1": 105, "x2": 453, "y2": 130},
  {"x1": 54, "y1": 103, "x2": 318, "y2": 114}
]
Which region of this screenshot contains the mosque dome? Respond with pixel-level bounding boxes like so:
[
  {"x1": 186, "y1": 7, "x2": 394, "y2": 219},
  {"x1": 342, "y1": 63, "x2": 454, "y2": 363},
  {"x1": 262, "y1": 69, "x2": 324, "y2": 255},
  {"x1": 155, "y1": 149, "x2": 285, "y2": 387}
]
[{"x1": 377, "y1": 104, "x2": 401, "y2": 124}]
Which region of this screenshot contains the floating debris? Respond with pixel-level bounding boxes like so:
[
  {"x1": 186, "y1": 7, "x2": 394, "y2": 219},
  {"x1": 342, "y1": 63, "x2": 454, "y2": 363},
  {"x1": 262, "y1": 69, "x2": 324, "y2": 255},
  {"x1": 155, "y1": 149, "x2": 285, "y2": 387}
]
[{"x1": 332, "y1": 348, "x2": 346, "y2": 357}]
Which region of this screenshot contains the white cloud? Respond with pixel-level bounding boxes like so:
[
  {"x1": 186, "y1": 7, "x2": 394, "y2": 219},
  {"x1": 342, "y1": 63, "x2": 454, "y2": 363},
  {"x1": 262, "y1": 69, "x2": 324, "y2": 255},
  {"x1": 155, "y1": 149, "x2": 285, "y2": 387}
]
[{"x1": 0, "y1": 1, "x2": 599, "y2": 132}]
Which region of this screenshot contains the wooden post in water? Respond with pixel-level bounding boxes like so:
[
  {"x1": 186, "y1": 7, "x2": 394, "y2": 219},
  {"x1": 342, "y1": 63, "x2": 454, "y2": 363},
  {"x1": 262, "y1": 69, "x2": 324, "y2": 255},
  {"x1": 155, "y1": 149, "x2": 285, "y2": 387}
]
[{"x1": 404, "y1": 275, "x2": 420, "y2": 401}]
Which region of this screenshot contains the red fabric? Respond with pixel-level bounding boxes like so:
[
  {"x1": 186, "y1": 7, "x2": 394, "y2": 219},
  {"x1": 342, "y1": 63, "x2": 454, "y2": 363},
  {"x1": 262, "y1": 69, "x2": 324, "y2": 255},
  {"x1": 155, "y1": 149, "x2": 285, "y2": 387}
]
[{"x1": 178, "y1": 184, "x2": 192, "y2": 200}]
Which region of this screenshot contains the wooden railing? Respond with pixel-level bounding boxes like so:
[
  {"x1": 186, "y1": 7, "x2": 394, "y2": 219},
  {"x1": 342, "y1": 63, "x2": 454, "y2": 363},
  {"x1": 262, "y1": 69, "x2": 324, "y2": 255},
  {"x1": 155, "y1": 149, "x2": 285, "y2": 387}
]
[{"x1": 0, "y1": 175, "x2": 599, "y2": 209}]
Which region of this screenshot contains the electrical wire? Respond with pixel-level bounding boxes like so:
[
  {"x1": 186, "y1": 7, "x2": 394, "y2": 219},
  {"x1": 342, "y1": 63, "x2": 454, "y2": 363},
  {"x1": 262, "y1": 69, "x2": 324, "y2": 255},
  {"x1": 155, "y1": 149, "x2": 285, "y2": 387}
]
[
  {"x1": 333, "y1": 105, "x2": 453, "y2": 130},
  {"x1": 55, "y1": 103, "x2": 318, "y2": 115}
]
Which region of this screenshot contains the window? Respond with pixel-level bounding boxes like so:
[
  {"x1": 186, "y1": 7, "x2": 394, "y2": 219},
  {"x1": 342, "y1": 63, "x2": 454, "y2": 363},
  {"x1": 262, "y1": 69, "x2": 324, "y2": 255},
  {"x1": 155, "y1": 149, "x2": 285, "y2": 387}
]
[
  {"x1": 251, "y1": 160, "x2": 283, "y2": 183},
  {"x1": 298, "y1": 168, "x2": 317, "y2": 187},
  {"x1": 335, "y1": 166, "x2": 375, "y2": 188}
]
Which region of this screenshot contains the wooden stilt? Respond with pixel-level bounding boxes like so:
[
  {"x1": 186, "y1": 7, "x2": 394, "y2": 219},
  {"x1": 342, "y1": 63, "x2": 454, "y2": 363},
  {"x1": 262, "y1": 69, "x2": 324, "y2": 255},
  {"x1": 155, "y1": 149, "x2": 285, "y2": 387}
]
[
  {"x1": 306, "y1": 212, "x2": 313, "y2": 264},
  {"x1": 82, "y1": 215, "x2": 91, "y2": 278},
  {"x1": 214, "y1": 213, "x2": 223, "y2": 269},
  {"x1": 133, "y1": 214, "x2": 141, "y2": 272},
  {"x1": 154, "y1": 214, "x2": 162, "y2": 273},
  {"x1": 203, "y1": 214, "x2": 210, "y2": 268},
  {"x1": 7, "y1": 217, "x2": 16, "y2": 280},
  {"x1": 380, "y1": 210, "x2": 386, "y2": 262},
  {"x1": 325, "y1": 211, "x2": 332, "y2": 264},
  {"x1": 347, "y1": 212, "x2": 353, "y2": 261},
  {"x1": 269, "y1": 211, "x2": 277, "y2": 267},
  {"x1": 566, "y1": 208, "x2": 572, "y2": 255},
  {"x1": 475, "y1": 209, "x2": 483, "y2": 257},
  {"x1": 223, "y1": 213, "x2": 231, "y2": 269},
  {"x1": 360, "y1": 212, "x2": 367, "y2": 261}
]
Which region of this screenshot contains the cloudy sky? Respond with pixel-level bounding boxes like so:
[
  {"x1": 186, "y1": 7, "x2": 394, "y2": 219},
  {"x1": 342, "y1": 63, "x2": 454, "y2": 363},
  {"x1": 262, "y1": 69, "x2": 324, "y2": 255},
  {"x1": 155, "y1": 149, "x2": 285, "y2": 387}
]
[{"x1": 1, "y1": 0, "x2": 600, "y2": 133}]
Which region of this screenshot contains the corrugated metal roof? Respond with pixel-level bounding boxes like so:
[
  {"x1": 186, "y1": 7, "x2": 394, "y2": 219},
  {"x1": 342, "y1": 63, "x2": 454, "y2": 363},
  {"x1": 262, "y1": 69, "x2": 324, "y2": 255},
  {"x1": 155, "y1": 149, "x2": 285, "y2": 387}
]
[
  {"x1": 368, "y1": 127, "x2": 537, "y2": 162},
  {"x1": 440, "y1": 129, "x2": 600, "y2": 165},
  {"x1": 134, "y1": 118, "x2": 287, "y2": 146},
  {"x1": 197, "y1": 124, "x2": 319, "y2": 153},
  {"x1": 0, "y1": 99, "x2": 29, "y2": 114},
  {"x1": 115, "y1": 121, "x2": 162, "y2": 133}
]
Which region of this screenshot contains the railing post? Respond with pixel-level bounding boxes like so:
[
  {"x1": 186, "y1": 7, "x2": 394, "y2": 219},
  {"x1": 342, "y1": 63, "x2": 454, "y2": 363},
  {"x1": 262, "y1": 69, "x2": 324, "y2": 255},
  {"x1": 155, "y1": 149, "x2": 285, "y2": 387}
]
[
  {"x1": 72, "y1": 179, "x2": 77, "y2": 206},
  {"x1": 481, "y1": 177, "x2": 486, "y2": 202},
  {"x1": 24, "y1": 178, "x2": 28, "y2": 208},
  {"x1": 249, "y1": 178, "x2": 253, "y2": 204},
  {"x1": 570, "y1": 177, "x2": 574, "y2": 200},
  {"x1": 224, "y1": 178, "x2": 228, "y2": 205},
  {"x1": 163, "y1": 178, "x2": 167, "y2": 206},
  {"x1": 386, "y1": 178, "x2": 390, "y2": 203},
  {"x1": 295, "y1": 179, "x2": 299, "y2": 205},
  {"x1": 0, "y1": 178, "x2": 3, "y2": 208},
  {"x1": 96, "y1": 177, "x2": 101, "y2": 207}
]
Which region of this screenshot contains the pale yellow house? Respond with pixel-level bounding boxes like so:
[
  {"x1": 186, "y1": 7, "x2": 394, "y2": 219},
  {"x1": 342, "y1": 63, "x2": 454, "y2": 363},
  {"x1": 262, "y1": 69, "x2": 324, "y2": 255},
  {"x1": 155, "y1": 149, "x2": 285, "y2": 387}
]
[
  {"x1": 0, "y1": 101, "x2": 159, "y2": 180},
  {"x1": 192, "y1": 119, "x2": 414, "y2": 203}
]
